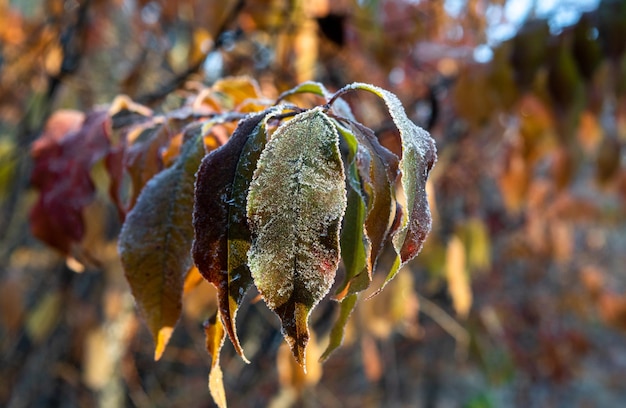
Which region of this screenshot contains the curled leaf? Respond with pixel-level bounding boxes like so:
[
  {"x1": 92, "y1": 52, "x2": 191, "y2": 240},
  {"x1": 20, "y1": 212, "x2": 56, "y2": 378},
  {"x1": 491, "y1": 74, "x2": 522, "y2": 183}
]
[
  {"x1": 334, "y1": 120, "x2": 399, "y2": 298},
  {"x1": 247, "y1": 107, "x2": 347, "y2": 366},
  {"x1": 118, "y1": 125, "x2": 205, "y2": 359},
  {"x1": 192, "y1": 111, "x2": 272, "y2": 361},
  {"x1": 331, "y1": 83, "x2": 436, "y2": 291}
]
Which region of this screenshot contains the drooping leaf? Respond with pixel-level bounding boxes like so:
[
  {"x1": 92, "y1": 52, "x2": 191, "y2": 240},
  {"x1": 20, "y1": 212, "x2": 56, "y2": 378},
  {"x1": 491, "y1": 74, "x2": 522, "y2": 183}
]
[
  {"x1": 336, "y1": 175, "x2": 369, "y2": 298},
  {"x1": 30, "y1": 110, "x2": 111, "y2": 254},
  {"x1": 118, "y1": 125, "x2": 206, "y2": 360},
  {"x1": 247, "y1": 107, "x2": 347, "y2": 366},
  {"x1": 320, "y1": 293, "x2": 357, "y2": 362},
  {"x1": 318, "y1": 182, "x2": 366, "y2": 360},
  {"x1": 204, "y1": 314, "x2": 227, "y2": 408},
  {"x1": 344, "y1": 121, "x2": 399, "y2": 286},
  {"x1": 330, "y1": 122, "x2": 368, "y2": 299},
  {"x1": 331, "y1": 120, "x2": 399, "y2": 299},
  {"x1": 192, "y1": 111, "x2": 272, "y2": 361},
  {"x1": 331, "y1": 83, "x2": 436, "y2": 292},
  {"x1": 318, "y1": 124, "x2": 368, "y2": 360}
]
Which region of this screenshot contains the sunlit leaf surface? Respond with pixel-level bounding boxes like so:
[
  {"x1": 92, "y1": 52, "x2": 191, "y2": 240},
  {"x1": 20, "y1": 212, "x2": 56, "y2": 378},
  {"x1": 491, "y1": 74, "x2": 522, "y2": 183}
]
[{"x1": 247, "y1": 107, "x2": 346, "y2": 366}]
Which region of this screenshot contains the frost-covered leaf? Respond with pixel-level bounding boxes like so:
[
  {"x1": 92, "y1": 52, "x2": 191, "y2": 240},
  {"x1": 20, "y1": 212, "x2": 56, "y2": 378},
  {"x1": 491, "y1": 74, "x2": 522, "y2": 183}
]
[
  {"x1": 321, "y1": 118, "x2": 398, "y2": 360},
  {"x1": 247, "y1": 107, "x2": 347, "y2": 366},
  {"x1": 331, "y1": 83, "x2": 436, "y2": 291},
  {"x1": 204, "y1": 314, "x2": 227, "y2": 408},
  {"x1": 118, "y1": 125, "x2": 205, "y2": 359},
  {"x1": 192, "y1": 111, "x2": 272, "y2": 360},
  {"x1": 30, "y1": 110, "x2": 110, "y2": 254}
]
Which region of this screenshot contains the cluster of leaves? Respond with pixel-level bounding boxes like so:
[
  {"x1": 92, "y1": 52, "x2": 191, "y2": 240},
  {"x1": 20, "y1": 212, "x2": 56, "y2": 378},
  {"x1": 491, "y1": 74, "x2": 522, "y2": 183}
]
[{"x1": 30, "y1": 77, "x2": 436, "y2": 406}]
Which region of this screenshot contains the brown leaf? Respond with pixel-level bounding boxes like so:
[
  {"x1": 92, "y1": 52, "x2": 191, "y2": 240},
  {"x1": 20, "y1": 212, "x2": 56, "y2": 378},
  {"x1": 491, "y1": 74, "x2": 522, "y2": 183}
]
[{"x1": 119, "y1": 126, "x2": 206, "y2": 359}]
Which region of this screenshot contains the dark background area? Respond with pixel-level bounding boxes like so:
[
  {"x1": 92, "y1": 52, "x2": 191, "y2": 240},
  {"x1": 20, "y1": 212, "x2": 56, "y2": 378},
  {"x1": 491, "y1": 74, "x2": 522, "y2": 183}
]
[{"x1": 1, "y1": 0, "x2": 626, "y2": 406}]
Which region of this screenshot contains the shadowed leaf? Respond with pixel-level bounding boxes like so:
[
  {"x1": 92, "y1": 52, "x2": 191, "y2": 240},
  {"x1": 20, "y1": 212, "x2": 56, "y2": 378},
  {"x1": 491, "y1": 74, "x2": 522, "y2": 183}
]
[
  {"x1": 247, "y1": 108, "x2": 346, "y2": 367},
  {"x1": 192, "y1": 111, "x2": 272, "y2": 361},
  {"x1": 118, "y1": 125, "x2": 205, "y2": 359}
]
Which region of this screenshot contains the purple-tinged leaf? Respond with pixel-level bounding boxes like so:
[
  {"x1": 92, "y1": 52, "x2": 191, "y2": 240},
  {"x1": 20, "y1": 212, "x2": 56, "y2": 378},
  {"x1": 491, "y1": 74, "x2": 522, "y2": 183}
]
[{"x1": 192, "y1": 111, "x2": 272, "y2": 361}]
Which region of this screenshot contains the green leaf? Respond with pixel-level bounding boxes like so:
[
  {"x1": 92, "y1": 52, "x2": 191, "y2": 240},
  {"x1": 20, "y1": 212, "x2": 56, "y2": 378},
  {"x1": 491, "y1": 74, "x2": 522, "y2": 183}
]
[
  {"x1": 336, "y1": 178, "x2": 369, "y2": 298},
  {"x1": 333, "y1": 120, "x2": 399, "y2": 298},
  {"x1": 320, "y1": 293, "x2": 357, "y2": 362},
  {"x1": 331, "y1": 83, "x2": 436, "y2": 292},
  {"x1": 192, "y1": 111, "x2": 272, "y2": 361},
  {"x1": 276, "y1": 81, "x2": 332, "y2": 101},
  {"x1": 247, "y1": 107, "x2": 347, "y2": 367},
  {"x1": 118, "y1": 124, "x2": 205, "y2": 360}
]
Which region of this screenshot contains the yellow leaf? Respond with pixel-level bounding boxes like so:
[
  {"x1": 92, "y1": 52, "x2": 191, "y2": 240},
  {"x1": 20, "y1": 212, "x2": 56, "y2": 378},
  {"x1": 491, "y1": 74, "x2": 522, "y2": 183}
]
[
  {"x1": 445, "y1": 235, "x2": 472, "y2": 318},
  {"x1": 183, "y1": 265, "x2": 204, "y2": 294},
  {"x1": 212, "y1": 76, "x2": 262, "y2": 108},
  {"x1": 83, "y1": 327, "x2": 113, "y2": 390},
  {"x1": 457, "y1": 218, "x2": 491, "y2": 272},
  {"x1": 204, "y1": 316, "x2": 227, "y2": 408},
  {"x1": 154, "y1": 326, "x2": 174, "y2": 361}
]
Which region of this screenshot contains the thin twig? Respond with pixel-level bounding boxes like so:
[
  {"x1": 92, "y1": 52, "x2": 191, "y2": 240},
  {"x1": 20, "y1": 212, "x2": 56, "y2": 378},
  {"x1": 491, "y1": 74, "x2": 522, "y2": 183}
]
[{"x1": 136, "y1": 0, "x2": 247, "y2": 105}]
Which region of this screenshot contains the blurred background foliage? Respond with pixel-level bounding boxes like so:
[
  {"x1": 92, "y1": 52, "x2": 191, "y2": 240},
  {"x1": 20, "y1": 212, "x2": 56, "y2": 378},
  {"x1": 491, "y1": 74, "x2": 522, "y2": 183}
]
[{"x1": 1, "y1": 0, "x2": 626, "y2": 406}]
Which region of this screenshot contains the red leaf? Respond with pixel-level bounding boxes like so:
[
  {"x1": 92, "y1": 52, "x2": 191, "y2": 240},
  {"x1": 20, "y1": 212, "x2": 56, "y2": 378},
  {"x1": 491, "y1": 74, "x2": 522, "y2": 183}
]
[{"x1": 30, "y1": 110, "x2": 111, "y2": 253}]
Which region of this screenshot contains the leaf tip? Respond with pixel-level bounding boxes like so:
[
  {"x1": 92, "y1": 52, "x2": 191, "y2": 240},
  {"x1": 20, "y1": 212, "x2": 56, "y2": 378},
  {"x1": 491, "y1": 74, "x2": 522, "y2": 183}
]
[
  {"x1": 154, "y1": 326, "x2": 174, "y2": 361},
  {"x1": 226, "y1": 297, "x2": 251, "y2": 363},
  {"x1": 276, "y1": 302, "x2": 310, "y2": 372},
  {"x1": 208, "y1": 367, "x2": 228, "y2": 408}
]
